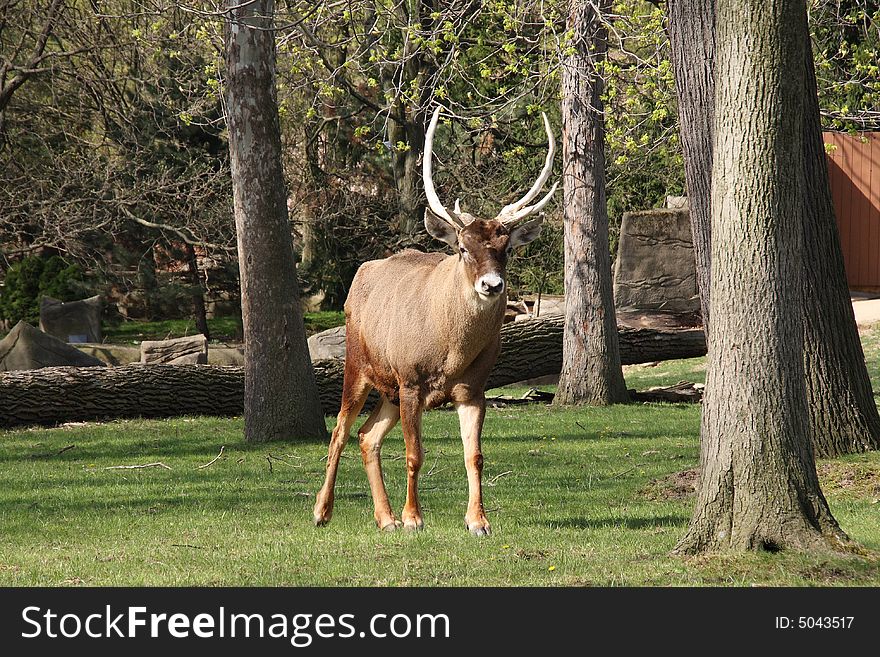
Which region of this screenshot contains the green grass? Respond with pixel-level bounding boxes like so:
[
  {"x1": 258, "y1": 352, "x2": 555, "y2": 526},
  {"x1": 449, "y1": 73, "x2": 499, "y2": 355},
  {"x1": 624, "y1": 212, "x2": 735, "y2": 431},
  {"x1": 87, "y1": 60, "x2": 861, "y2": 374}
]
[
  {"x1": 3, "y1": 326, "x2": 880, "y2": 586},
  {"x1": 102, "y1": 311, "x2": 345, "y2": 343},
  {"x1": 1, "y1": 396, "x2": 878, "y2": 586}
]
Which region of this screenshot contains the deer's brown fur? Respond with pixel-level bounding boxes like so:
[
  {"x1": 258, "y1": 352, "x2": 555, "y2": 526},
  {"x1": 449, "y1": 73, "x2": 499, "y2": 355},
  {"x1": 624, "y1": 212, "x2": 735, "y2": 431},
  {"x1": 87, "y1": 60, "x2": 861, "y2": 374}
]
[{"x1": 313, "y1": 107, "x2": 556, "y2": 535}]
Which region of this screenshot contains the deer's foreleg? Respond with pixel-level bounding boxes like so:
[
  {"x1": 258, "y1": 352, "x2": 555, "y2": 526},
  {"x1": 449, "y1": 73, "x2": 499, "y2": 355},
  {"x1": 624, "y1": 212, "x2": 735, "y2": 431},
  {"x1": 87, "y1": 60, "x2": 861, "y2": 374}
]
[{"x1": 456, "y1": 398, "x2": 490, "y2": 536}]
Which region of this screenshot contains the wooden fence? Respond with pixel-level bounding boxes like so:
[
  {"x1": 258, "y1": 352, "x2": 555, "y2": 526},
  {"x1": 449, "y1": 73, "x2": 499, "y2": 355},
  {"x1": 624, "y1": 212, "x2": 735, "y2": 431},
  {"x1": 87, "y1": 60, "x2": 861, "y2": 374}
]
[{"x1": 824, "y1": 131, "x2": 880, "y2": 290}]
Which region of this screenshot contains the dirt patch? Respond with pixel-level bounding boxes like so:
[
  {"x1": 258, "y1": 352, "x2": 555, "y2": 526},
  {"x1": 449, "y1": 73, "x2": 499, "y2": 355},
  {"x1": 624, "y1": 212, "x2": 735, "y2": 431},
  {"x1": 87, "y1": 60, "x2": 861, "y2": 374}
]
[
  {"x1": 640, "y1": 468, "x2": 699, "y2": 501},
  {"x1": 817, "y1": 461, "x2": 880, "y2": 501},
  {"x1": 800, "y1": 562, "x2": 861, "y2": 584}
]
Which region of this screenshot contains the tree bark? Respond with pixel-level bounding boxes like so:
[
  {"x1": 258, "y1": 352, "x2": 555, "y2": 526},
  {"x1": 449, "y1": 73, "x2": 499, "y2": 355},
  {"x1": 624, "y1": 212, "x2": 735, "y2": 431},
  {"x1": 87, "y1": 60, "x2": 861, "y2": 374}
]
[
  {"x1": 0, "y1": 318, "x2": 706, "y2": 428},
  {"x1": 0, "y1": 365, "x2": 244, "y2": 427},
  {"x1": 225, "y1": 0, "x2": 327, "y2": 442},
  {"x1": 666, "y1": 0, "x2": 714, "y2": 333},
  {"x1": 555, "y1": 0, "x2": 629, "y2": 406},
  {"x1": 184, "y1": 243, "x2": 210, "y2": 340},
  {"x1": 668, "y1": 0, "x2": 880, "y2": 458},
  {"x1": 799, "y1": 11, "x2": 880, "y2": 457},
  {"x1": 389, "y1": 111, "x2": 425, "y2": 238},
  {"x1": 673, "y1": 0, "x2": 847, "y2": 554}
]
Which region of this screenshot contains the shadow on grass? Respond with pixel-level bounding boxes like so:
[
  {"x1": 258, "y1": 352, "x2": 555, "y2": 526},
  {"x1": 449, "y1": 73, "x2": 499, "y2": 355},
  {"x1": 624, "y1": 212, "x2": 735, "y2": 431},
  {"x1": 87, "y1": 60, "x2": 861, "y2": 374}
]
[
  {"x1": 543, "y1": 514, "x2": 689, "y2": 530},
  {"x1": 0, "y1": 434, "x2": 331, "y2": 464}
]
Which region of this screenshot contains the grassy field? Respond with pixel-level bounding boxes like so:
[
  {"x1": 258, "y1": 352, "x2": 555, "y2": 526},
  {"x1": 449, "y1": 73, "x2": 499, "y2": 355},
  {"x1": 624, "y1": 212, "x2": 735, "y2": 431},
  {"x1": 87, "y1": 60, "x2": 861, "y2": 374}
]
[
  {"x1": 102, "y1": 311, "x2": 345, "y2": 343},
  {"x1": 2, "y1": 339, "x2": 879, "y2": 586}
]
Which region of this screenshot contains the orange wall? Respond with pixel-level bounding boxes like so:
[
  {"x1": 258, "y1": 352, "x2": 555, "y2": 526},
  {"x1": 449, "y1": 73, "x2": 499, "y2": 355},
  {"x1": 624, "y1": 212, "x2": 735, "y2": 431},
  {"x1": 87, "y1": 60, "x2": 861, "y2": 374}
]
[{"x1": 824, "y1": 132, "x2": 880, "y2": 289}]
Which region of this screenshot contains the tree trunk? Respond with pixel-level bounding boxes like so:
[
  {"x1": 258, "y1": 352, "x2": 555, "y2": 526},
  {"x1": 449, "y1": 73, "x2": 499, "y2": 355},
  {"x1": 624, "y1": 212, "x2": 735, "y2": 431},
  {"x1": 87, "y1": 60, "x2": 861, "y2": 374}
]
[
  {"x1": 0, "y1": 365, "x2": 244, "y2": 427},
  {"x1": 799, "y1": 12, "x2": 880, "y2": 457},
  {"x1": 225, "y1": 0, "x2": 327, "y2": 442},
  {"x1": 138, "y1": 244, "x2": 160, "y2": 320},
  {"x1": 389, "y1": 107, "x2": 426, "y2": 238},
  {"x1": 668, "y1": 0, "x2": 880, "y2": 458},
  {"x1": 0, "y1": 318, "x2": 707, "y2": 428},
  {"x1": 555, "y1": 0, "x2": 629, "y2": 406},
  {"x1": 666, "y1": 0, "x2": 714, "y2": 333},
  {"x1": 674, "y1": 0, "x2": 847, "y2": 554},
  {"x1": 184, "y1": 243, "x2": 210, "y2": 340}
]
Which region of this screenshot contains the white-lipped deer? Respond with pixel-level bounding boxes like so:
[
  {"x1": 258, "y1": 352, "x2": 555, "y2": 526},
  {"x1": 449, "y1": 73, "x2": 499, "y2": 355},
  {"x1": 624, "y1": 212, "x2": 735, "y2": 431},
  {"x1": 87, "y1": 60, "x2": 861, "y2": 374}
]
[{"x1": 314, "y1": 107, "x2": 557, "y2": 535}]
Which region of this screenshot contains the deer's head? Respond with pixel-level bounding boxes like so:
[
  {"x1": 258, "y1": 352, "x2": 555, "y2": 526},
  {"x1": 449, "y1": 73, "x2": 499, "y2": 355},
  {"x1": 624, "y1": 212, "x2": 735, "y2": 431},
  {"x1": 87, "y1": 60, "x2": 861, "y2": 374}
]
[{"x1": 422, "y1": 107, "x2": 558, "y2": 300}]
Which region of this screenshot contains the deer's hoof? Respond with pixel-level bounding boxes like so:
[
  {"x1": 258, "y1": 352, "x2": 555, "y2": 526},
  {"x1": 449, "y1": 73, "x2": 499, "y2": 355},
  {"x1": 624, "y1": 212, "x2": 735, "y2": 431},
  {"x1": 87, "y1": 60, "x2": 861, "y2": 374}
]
[
  {"x1": 313, "y1": 504, "x2": 332, "y2": 527},
  {"x1": 467, "y1": 520, "x2": 491, "y2": 537},
  {"x1": 379, "y1": 519, "x2": 403, "y2": 532},
  {"x1": 403, "y1": 518, "x2": 424, "y2": 532}
]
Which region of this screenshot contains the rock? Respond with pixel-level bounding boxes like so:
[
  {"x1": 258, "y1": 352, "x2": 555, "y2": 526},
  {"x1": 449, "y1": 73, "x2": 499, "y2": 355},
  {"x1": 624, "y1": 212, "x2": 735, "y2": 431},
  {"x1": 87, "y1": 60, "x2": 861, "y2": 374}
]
[
  {"x1": 532, "y1": 294, "x2": 565, "y2": 317},
  {"x1": 301, "y1": 290, "x2": 326, "y2": 314},
  {"x1": 307, "y1": 326, "x2": 346, "y2": 361},
  {"x1": 206, "y1": 346, "x2": 245, "y2": 366},
  {"x1": 665, "y1": 195, "x2": 689, "y2": 209},
  {"x1": 613, "y1": 209, "x2": 700, "y2": 314},
  {"x1": 0, "y1": 321, "x2": 106, "y2": 371},
  {"x1": 140, "y1": 334, "x2": 208, "y2": 365},
  {"x1": 75, "y1": 344, "x2": 140, "y2": 366},
  {"x1": 39, "y1": 295, "x2": 104, "y2": 343}
]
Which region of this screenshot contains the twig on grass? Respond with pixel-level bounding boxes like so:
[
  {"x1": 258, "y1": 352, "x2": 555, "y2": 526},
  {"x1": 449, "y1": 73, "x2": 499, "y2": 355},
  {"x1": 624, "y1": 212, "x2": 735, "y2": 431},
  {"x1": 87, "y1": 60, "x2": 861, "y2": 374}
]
[
  {"x1": 602, "y1": 464, "x2": 644, "y2": 482},
  {"x1": 30, "y1": 444, "x2": 76, "y2": 459},
  {"x1": 424, "y1": 455, "x2": 448, "y2": 478},
  {"x1": 171, "y1": 544, "x2": 205, "y2": 550},
  {"x1": 103, "y1": 462, "x2": 172, "y2": 471},
  {"x1": 485, "y1": 470, "x2": 513, "y2": 486},
  {"x1": 197, "y1": 446, "x2": 225, "y2": 470},
  {"x1": 268, "y1": 453, "x2": 302, "y2": 468}
]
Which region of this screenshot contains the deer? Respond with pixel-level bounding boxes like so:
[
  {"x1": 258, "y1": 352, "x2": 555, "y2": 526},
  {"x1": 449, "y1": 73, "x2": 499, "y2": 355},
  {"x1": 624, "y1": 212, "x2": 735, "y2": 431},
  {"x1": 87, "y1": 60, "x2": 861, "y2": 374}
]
[{"x1": 313, "y1": 106, "x2": 558, "y2": 535}]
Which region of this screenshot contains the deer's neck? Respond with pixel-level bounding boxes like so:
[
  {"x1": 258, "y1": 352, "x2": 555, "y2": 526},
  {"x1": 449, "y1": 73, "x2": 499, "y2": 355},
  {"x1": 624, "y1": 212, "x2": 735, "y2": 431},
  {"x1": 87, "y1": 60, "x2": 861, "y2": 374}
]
[{"x1": 430, "y1": 254, "x2": 505, "y2": 351}]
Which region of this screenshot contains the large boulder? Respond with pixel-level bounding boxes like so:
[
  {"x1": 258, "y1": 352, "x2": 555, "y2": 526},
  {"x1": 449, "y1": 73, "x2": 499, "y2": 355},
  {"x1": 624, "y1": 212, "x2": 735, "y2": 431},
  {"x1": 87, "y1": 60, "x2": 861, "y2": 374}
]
[
  {"x1": 0, "y1": 321, "x2": 105, "y2": 371},
  {"x1": 39, "y1": 295, "x2": 103, "y2": 343},
  {"x1": 140, "y1": 334, "x2": 208, "y2": 365},
  {"x1": 308, "y1": 326, "x2": 346, "y2": 361},
  {"x1": 613, "y1": 209, "x2": 699, "y2": 314}
]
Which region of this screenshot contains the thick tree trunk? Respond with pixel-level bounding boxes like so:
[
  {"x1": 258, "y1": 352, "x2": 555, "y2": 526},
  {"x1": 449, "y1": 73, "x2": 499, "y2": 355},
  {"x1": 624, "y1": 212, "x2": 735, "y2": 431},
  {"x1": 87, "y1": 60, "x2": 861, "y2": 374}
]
[
  {"x1": 799, "y1": 13, "x2": 880, "y2": 457},
  {"x1": 674, "y1": 0, "x2": 847, "y2": 554},
  {"x1": 0, "y1": 318, "x2": 706, "y2": 428},
  {"x1": 184, "y1": 243, "x2": 210, "y2": 340},
  {"x1": 0, "y1": 365, "x2": 244, "y2": 427},
  {"x1": 555, "y1": 0, "x2": 629, "y2": 406},
  {"x1": 668, "y1": 0, "x2": 880, "y2": 458},
  {"x1": 225, "y1": 0, "x2": 327, "y2": 442},
  {"x1": 666, "y1": 0, "x2": 714, "y2": 333}
]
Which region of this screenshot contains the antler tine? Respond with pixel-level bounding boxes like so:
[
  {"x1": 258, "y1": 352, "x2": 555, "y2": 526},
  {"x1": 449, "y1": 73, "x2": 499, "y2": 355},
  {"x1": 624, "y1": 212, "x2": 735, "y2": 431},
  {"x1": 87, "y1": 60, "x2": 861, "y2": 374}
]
[
  {"x1": 423, "y1": 106, "x2": 463, "y2": 228},
  {"x1": 502, "y1": 181, "x2": 559, "y2": 225},
  {"x1": 497, "y1": 112, "x2": 556, "y2": 221}
]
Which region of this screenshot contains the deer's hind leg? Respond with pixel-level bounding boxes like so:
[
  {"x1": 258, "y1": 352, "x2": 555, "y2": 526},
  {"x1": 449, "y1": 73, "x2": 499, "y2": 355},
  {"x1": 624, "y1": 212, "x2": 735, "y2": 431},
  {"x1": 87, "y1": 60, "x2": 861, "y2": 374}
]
[
  {"x1": 399, "y1": 387, "x2": 425, "y2": 531},
  {"x1": 313, "y1": 364, "x2": 371, "y2": 527},
  {"x1": 358, "y1": 396, "x2": 401, "y2": 531}
]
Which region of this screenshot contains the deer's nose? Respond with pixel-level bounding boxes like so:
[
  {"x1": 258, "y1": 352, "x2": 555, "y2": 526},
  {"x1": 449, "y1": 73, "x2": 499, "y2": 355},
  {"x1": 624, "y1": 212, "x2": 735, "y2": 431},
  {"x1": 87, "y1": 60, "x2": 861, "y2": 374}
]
[{"x1": 476, "y1": 273, "x2": 505, "y2": 296}]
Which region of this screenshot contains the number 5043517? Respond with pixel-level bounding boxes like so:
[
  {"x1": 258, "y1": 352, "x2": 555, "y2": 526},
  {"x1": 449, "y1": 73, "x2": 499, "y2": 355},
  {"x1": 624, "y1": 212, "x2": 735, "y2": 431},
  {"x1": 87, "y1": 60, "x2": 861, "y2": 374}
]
[{"x1": 776, "y1": 617, "x2": 854, "y2": 629}]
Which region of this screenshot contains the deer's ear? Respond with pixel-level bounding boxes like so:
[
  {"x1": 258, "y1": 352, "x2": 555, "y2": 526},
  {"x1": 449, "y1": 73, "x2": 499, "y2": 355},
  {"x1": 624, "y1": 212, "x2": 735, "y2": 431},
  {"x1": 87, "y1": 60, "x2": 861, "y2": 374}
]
[
  {"x1": 508, "y1": 216, "x2": 543, "y2": 249},
  {"x1": 424, "y1": 208, "x2": 458, "y2": 247}
]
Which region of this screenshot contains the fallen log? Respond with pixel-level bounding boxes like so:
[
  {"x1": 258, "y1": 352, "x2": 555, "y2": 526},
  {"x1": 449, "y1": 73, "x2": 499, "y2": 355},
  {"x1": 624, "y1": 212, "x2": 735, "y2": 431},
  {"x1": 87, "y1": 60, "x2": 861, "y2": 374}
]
[{"x1": 0, "y1": 316, "x2": 705, "y2": 428}]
